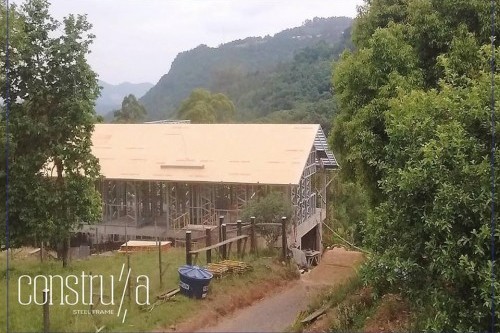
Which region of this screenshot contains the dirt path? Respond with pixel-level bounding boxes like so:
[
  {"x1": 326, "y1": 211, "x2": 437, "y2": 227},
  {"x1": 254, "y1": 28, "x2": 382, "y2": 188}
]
[{"x1": 196, "y1": 247, "x2": 364, "y2": 332}]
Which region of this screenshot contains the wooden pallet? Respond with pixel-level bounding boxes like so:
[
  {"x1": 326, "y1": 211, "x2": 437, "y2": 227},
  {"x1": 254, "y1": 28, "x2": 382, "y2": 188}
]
[
  {"x1": 218, "y1": 260, "x2": 252, "y2": 274},
  {"x1": 206, "y1": 263, "x2": 230, "y2": 278}
]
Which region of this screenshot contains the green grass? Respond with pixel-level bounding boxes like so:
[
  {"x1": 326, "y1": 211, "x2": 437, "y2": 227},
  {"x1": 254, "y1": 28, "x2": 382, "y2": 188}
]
[
  {"x1": 1, "y1": 248, "x2": 294, "y2": 332},
  {"x1": 348, "y1": 297, "x2": 380, "y2": 331}
]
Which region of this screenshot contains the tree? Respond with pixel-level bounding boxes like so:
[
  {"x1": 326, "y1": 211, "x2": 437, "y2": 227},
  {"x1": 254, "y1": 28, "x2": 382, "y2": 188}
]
[
  {"x1": 330, "y1": 0, "x2": 500, "y2": 330},
  {"x1": 112, "y1": 93, "x2": 147, "y2": 123},
  {"x1": 1, "y1": 0, "x2": 102, "y2": 266},
  {"x1": 241, "y1": 192, "x2": 293, "y2": 249},
  {"x1": 177, "y1": 88, "x2": 235, "y2": 123},
  {"x1": 332, "y1": 0, "x2": 499, "y2": 202},
  {"x1": 0, "y1": 1, "x2": 22, "y2": 248},
  {"x1": 361, "y1": 54, "x2": 499, "y2": 330}
]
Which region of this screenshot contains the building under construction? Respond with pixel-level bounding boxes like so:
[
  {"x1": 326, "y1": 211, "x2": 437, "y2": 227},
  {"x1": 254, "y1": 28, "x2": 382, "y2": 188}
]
[{"x1": 81, "y1": 123, "x2": 338, "y2": 251}]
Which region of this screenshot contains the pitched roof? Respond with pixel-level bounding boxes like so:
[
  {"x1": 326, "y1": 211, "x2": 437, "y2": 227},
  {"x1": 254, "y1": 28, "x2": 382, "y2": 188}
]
[{"x1": 92, "y1": 123, "x2": 333, "y2": 185}]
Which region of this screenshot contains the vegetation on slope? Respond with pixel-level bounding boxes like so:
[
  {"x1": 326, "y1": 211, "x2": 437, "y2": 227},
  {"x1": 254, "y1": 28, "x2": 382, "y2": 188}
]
[
  {"x1": 331, "y1": 0, "x2": 499, "y2": 330},
  {"x1": 139, "y1": 17, "x2": 353, "y2": 121}
]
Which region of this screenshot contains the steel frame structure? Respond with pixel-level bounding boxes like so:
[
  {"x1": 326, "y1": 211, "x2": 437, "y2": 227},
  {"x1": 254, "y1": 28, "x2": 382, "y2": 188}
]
[
  {"x1": 95, "y1": 127, "x2": 336, "y2": 242},
  {"x1": 291, "y1": 148, "x2": 318, "y2": 226}
]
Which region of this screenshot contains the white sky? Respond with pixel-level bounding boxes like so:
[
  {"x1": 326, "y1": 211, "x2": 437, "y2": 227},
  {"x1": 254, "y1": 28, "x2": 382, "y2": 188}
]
[{"x1": 18, "y1": 0, "x2": 364, "y2": 85}]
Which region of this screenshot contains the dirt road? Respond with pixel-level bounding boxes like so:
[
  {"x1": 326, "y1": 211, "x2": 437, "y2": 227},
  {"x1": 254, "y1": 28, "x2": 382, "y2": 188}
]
[{"x1": 197, "y1": 247, "x2": 364, "y2": 332}]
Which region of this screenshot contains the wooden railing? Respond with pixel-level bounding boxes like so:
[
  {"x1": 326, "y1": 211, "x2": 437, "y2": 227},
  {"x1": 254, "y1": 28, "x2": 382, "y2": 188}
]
[
  {"x1": 214, "y1": 209, "x2": 241, "y2": 223},
  {"x1": 172, "y1": 212, "x2": 190, "y2": 230}
]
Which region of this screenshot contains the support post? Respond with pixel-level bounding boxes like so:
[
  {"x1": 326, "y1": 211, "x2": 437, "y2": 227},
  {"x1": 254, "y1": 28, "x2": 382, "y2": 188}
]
[
  {"x1": 158, "y1": 237, "x2": 163, "y2": 289},
  {"x1": 323, "y1": 172, "x2": 327, "y2": 219},
  {"x1": 127, "y1": 253, "x2": 131, "y2": 302},
  {"x1": 124, "y1": 223, "x2": 131, "y2": 301},
  {"x1": 159, "y1": 183, "x2": 164, "y2": 217},
  {"x1": 237, "y1": 220, "x2": 242, "y2": 258},
  {"x1": 218, "y1": 216, "x2": 224, "y2": 242},
  {"x1": 186, "y1": 231, "x2": 192, "y2": 265},
  {"x1": 42, "y1": 289, "x2": 50, "y2": 333},
  {"x1": 221, "y1": 224, "x2": 227, "y2": 260},
  {"x1": 281, "y1": 216, "x2": 287, "y2": 262},
  {"x1": 134, "y1": 182, "x2": 139, "y2": 227},
  {"x1": 250, "y1": 216, "x2": 256, "y2": 255},
  {"x1": 205, "y1": 228, "x2": 212, "y2": 264},
  {"x1": 89, "y1": 271, "x2": 93, "y2": 313},
  {"x1": 322, "y1": 172, "x2": 328, "y2": 253}
]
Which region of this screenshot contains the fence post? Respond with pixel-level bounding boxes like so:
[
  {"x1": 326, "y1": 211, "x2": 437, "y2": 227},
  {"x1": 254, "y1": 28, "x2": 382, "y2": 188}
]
[
  {"x1": 281, "y1": 216, "x2": 287, "y2": 262},
  {"x1": 186, "y1": 230, "x2": 192, "y2": 265},
  {"x1": 221, "y1": 224, "x2": 227, "y2": 260},
  {"x1": 95, "y1": 228, "x2": 99, "y2": 254},
  {"x1": 205, "y1": 228, "x2": 212, "y2": 264},
  {"x1": 218, "y1": 216, "x2": 224, "y2": 242},
  {"x1": 250, "y1": 216, "x2": 256, "y2": 254},
  {"x1": 42, "y1": 289, "x2": 50, "y2": 333},
  {"x1": 236, "y1": 220, "x2": 242, "y2": 258},
  {"x1": 89, "y1": 271, "x2": 93, "y2": 313}
]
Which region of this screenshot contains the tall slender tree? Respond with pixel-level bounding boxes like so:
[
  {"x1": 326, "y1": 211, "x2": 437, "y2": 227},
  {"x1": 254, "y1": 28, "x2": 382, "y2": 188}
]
[{"x1": 112, "y1": 93, "x2": 147, "y2": 123}]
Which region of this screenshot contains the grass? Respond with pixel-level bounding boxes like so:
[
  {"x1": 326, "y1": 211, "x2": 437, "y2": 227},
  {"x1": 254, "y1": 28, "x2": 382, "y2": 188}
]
[
  {"x1": 289, "y1": 273, "x2": 414, "y2": 333},
  {"x1": 288, "y1": 275, "x2": 364, "y2": 332},
  {"x1": 1, "y1": 247, "x2": 297, "y2": 332}
]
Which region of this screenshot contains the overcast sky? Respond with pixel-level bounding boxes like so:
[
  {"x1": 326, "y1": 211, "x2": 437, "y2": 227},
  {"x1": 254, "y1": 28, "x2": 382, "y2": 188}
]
[{"x1": 39, "y1": 0, "x2": 364, "y2": 85}]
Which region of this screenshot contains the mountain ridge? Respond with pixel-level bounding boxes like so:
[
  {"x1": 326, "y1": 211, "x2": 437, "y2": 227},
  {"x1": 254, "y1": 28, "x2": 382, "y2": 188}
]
[{"x1": 139, "y1": 16, "x2": 353, "y2": 120}]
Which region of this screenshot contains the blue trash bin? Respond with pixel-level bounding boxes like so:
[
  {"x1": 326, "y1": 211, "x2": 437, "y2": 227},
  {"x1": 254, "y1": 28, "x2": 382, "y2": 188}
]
[{"x1": 178, "y1": 265, "x2": 213, "y2": 299}]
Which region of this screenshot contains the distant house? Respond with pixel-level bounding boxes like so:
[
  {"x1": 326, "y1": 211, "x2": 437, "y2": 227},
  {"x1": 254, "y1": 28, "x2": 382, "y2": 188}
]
[{"x1": 82, "y1": 123, "x2": 338, "y2": 251}]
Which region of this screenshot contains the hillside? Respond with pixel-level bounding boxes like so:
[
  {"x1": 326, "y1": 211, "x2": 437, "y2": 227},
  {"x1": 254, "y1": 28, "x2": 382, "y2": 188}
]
[
  {"x1": 96, "y1": 80, "x2": 153, "y2": 116},
  {"x1": 139, "y1": 17, "x2": 353, "y2": 120},
  {"x1": 224, "y1": 32, "x2": 353, "y2": 134}
]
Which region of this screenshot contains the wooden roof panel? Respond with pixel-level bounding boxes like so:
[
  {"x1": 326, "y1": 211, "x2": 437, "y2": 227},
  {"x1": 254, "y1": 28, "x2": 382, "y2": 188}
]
[{"x1": 91, "y1": 123, "x2": 321, "y2": 185}]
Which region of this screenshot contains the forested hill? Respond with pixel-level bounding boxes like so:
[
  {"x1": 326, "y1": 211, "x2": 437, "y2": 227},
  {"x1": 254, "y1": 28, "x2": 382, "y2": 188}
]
[{"x1": 139, "y1": 16, "x2": 353, "y2": 120}]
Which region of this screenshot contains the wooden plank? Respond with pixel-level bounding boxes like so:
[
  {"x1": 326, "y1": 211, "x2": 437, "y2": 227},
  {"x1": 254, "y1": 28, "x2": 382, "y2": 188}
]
[
  {"x1": 157, "y1": 288, "x2": 180, "y2": 300},
  {"x1": 256, "y1": 222, "x2": 282, "y2": 226},
  {"x1": 300, "y1": 305, "x2": 328, "y2": 323},
  {"x1": 190, "y1": 235, "x2": 249, "y2": 254}
]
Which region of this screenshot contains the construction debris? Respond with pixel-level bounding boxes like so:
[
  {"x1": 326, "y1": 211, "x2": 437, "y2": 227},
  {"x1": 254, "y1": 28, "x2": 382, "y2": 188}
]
[
  {"x1": 206, "y1": 260, "x2": 252, "y2": 278},
  {"x1": 144, "y1": 288, "x2": 181, "y2": 312},
  {"x1": 219, "y1": 260, "x2": 252, "y2": 274},
  {"x1": 206, "y1": 263, "x2": 230, "y2": 278},
  {"x1": 118, "y1": 240, "x2": 171, "y2": 253},
  {"x1": 157, "y1": 288, "x2": 180, "y2": 300}
]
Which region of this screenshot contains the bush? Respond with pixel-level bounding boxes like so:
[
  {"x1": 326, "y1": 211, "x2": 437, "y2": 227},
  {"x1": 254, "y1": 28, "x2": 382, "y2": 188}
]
[{"x1": 241, "y1": 191, "x2": 293, "y2": 249}]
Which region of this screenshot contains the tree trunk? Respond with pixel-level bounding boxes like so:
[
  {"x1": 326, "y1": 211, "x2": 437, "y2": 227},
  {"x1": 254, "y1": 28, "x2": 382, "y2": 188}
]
[
  {"x1": 55, "y1": 157, "x2": 70, "y2": 268},
  {"x1": 40, "y1": 241, "x2": 44, "y2": 263},
  {"x1": 62, "y1": 237, "x2": 69, "y2": 268}
]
